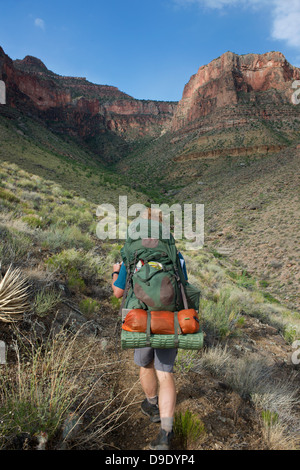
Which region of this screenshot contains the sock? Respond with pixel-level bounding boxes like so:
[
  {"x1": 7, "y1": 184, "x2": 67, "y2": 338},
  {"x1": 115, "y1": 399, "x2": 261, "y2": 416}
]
[
  {"x1": 161, "y1": 417, "x2": 173, "y2": 433},
  {"x1": 147, "y1": 395, "x2": 158, "y2": 406}
]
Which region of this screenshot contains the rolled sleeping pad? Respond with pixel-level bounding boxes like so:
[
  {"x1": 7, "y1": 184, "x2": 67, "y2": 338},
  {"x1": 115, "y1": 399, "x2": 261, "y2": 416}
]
[{"x1": 121, "y1": 329, "x2": 204, "y2": 350}]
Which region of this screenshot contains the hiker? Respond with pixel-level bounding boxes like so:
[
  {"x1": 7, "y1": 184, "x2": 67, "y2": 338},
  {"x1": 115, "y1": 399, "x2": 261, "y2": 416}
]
[{"x1": 111, "y1": 208, "x2": 189, "y2": 450}]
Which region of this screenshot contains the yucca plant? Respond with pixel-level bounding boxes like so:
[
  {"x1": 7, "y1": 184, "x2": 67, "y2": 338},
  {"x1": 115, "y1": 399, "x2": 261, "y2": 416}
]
[{"x1": 0, "y1": 265, "x2": 29, "y2": 322}]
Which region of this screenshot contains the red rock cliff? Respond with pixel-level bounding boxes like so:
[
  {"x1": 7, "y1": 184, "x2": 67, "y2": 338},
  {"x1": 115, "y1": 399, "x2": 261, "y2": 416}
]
[{"x1": 0, "y1": 47, "x2": 177, "y2": 142}]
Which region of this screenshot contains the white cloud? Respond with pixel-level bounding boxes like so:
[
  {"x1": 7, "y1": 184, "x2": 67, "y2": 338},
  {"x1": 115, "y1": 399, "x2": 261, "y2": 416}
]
[
  {"x1": 271, "y1": 0, "x2": 300, "y2": 48},
  {"x1": 173, "y1": 0, "x2": 262, "y2": 9},
  {"x1": 34, "y1": 18, "x2": 45, "y2": 30},
  {"x1": 173, "y1": 0, "x2": 300, "y2": 48}
]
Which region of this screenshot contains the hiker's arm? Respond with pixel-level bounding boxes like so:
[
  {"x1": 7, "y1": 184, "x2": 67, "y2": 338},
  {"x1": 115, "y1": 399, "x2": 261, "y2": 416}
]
[
  {"x1": 111, "y1": 263, "x2": 125, "y2": 298},
  {"x1": 112, "y1": 282, "x2": 124, "y2": 298}
]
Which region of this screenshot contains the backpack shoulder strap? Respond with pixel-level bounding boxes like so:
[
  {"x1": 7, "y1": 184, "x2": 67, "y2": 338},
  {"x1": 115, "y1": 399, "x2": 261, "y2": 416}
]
[{"x1": 173, "y1": 251, "x2": 189, "y2": 309}]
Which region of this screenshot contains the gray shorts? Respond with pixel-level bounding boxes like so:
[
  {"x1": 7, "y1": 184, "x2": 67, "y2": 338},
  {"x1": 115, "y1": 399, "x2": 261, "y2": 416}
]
[{"x1": 134, "y1": 347, "x2": 177, "y2": 373}]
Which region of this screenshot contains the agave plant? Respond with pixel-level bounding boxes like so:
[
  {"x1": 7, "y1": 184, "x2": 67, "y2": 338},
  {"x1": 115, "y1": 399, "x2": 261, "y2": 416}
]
[{"x1": 0, "y1": 264, "x2": 29, "y2": 322}]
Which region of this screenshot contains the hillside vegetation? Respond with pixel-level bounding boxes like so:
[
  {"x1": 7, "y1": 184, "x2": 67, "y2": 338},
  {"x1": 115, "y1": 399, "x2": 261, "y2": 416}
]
[
  {"x1": 114, "y1": 130, "x2": 300, "y2": 311},
  {"x1": 0, "y1": 106, "x2": 146, "y2": 206},
  {"x1": 0, "y1": 47, "x2": 299, "y2": 449}
]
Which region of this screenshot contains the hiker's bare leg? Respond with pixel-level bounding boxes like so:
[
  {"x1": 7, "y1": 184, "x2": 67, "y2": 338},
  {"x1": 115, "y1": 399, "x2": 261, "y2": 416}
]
[
  {"x1": 139, "y1": 362, "x2": 158, "y2": 399},
  {"x1": 156, "y1": 370, "x2": 176, "y2": 418}
]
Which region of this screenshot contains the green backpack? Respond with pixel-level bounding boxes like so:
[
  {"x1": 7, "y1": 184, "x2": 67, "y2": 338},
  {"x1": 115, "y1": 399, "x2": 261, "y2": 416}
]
[{"x1": 120, "y1": 217, "x2": 200, "y2": 313}]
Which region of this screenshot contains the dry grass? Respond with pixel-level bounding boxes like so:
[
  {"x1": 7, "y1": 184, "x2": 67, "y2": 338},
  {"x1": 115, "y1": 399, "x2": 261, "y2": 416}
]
[
  {"x1": 252, "y1": 376, "x2": 300, "y2": 450},
  {"x1": 189, "y1": 345, "x2": 300, "y2": 450},
  {"x1": 0, "y1": 321, "x2": 139, "y2": 450}
]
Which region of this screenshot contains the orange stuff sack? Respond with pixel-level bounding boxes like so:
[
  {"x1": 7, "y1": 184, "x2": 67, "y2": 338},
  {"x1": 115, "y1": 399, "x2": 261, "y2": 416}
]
[
  {"x1": 151, "y1": 310, "x2": 200, "y2": 334},
  {"x1": 178, "y1": 309, "x2": 200, "y2": 334},
  {"x1": 150, "y1": 311, "x2": 175, "y2": 335},
  {"x1": 122, "y1": 309, "x2": 200, "y2": 335},
  {"x1": 122, "y1": 309, "x2": 147, "y2": 332}
]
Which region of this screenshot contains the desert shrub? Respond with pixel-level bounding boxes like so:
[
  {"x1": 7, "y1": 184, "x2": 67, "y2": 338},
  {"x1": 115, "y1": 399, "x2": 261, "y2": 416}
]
[
  {"x1": 262, "y1": 410, "x2": 279, "y2": 428},
  {"x1": 33, "y1": 288, "x2": 62, "y2": 317},
  {"x1": 0, "y1": 225, "x2": 32, "y2": 264},
  {"x1": 109, "y1": 296, "x2": 121, "y2": 309},
  {"x1": 40, "y1": 226, "x2": 94, "y2": 251},
  {"x1": 61, "y1": 190, "x2": 73, "y2": 199},
  {"x1": 101, "y1": 243, "x2": 123, "y2": 273},
  {"x1": 191, "y1": 344, "x2": 231, "y2": 377},
  {"x1": 16, "y1": 178, "x2": 40, "y2": 191},
  {"x1": 67, "y1": 273, "x2": 86, "y2": 293},
  {"x1": 225, "y1": 356, "x2": 272, "y2": 399},
  {"x1": 262, "y1": 292, "x2": 280, "y2": 304},
  {"x1": 50, "y1": 206, "x2": 94, "y2": 231},
  {"x1": 79, "y1": 298, "x2": 100, "y2": 316},
  {"x1": 174, "y1": 350, "x2": 199, "y2": 373},
  {"x1": 211, "y1": 248, "x2": 224, "y2": 259},
  {"x1": 22, "y1": 215, "x2": 47, "y2": 229},
  {"x1": 74, "y1": 210, "x2": 94, "y2": 231},
  {"x1": 0, "y1": 188, "x2": 20, "y2": 203},
  {"x1": 228, "y1": 270, "x2": 256, "y2": 290},
  {"x1": 282, "y1": 325, "x2": 298, "y2": 344},
  {"x1": 202, "y1": 288, "x2": 242, "y2": 338},
  {"x1": 46, "y1": 248, "x2": 104, "y2": 283}
]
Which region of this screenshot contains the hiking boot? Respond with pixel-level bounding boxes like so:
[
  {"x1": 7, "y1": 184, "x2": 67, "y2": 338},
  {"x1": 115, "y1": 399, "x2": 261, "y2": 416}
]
[
  {"x1": 149, "y1": 428, "x2": 174, "y2": 450},
  {"x1": 140, "y1": 399, "x2": 161, "y2": 423}
]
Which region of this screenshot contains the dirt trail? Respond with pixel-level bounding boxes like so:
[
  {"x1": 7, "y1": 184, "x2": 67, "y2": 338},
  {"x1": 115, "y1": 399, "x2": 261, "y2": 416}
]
[
  {"x1": 1, "y1": 293, "x2": 298, "y2": 451},
  {"x1": 104, "y1": 313, "x2": 299, "y2": 451}
]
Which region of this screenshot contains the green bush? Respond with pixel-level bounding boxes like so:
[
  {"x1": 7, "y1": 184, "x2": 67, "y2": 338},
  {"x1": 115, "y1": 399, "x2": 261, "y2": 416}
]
[
  {"x1": 40, "y1": 226, "x2": 94, "y2": 251},
  {"x1": 109, "y1": 296, "x2": 121, "y2": 309},
  {"x1": 79, "y1": 298, "x2": 100, "y2": 316},
  {"x1": 33, "y1": 288, "x2": 62, "y2": 317},
  {"x1": 228, "y1": 270, "x2": 256, "y2": 290},
  {"x1": 0, "y1": 188, "x2": 20, "y2": 203},
  {"x1": 0, "y1": 327, "x2": 96, "y2": 448},
  {"x1": 17, "y1": 179, "x2": 39, "y2": 191},
  {"x1": 262, "y1": 292, "x2": 280, "y2": 304},
  {"x1": 46, "y1": 248, "x2": 104, "y2": 283},
  {"x1": 22, "y1": 215, "x2": 46, "y2": 229},
  {"x1": 283, "y1": 324, "x2": 298, "y2": 344},
  {"x1": 202, "y1": 288, "x2": 242, "y2": 338},
  {"x1": 173, "y1": 410, "x2": 206, "y2": 449},
  {"x1": 262, "y1": 410, "x2": 279, "y2": 427},
  {"x1": 0, "y1": 225, "x2": 32, "y2": 264},
  {"x1": 67, "y1": 273, "x2": 86, "y2": 292},
  {"x1": 50, "y1": 206, "x2": 94, "y2": 231}
]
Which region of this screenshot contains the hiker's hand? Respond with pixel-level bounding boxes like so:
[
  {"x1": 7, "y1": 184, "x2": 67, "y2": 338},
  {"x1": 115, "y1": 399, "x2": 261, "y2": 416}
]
[{"x1": 113, "y1": 262, "x2": 122, "y2": 273}]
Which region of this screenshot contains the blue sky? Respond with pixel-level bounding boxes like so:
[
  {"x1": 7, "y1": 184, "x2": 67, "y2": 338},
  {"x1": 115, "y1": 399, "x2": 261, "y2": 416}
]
[{"x1": 0, "y1": 0, "x2": 300, "y2": 101}]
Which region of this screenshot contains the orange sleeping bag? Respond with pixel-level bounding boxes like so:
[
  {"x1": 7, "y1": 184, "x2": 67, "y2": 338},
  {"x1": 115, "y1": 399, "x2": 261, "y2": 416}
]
[
  {"x1": 122, "y1": 309, "x2": 200, "y2": 335},
  {"x1": 122, "y1": 309, "x2": 148, "y2": 333}
]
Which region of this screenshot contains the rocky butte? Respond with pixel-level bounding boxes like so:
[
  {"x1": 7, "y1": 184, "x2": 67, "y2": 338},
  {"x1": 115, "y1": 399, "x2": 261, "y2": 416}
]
[
  {"x1": 168, "y1": 51, "x2": 300, "y2": 162},
  {"x1": 172, "y1": 51, "x2": 300, "y2": 132},
  {"x1": 0, "y1": 47, "x2": 177, "y2": 149}
]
